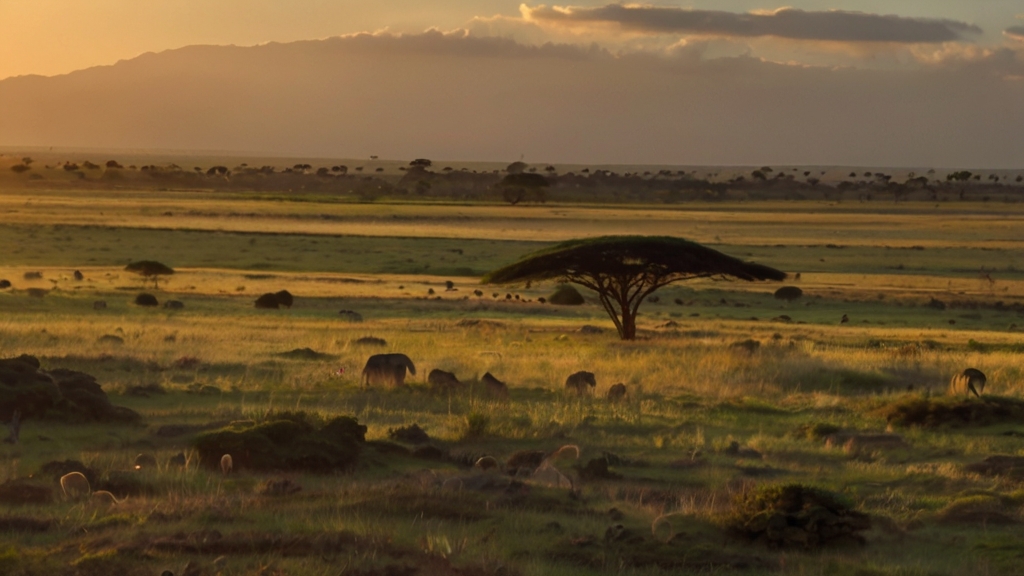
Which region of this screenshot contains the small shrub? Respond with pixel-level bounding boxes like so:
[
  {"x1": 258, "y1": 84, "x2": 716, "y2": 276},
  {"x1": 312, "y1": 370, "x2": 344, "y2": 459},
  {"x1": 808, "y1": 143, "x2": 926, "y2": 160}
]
[
  {"x1": 338, "y1": 310, "x2": 364, "y2": 322},
  {"x1": 730, "y1": 339, "x2": 760, "y2": 354},
  {"x1": 792, "y1": 422, "x2": 841, "y2": 441},
  {"x1": 774, "y1": 286, "x2": 803, "y2": 301},
  {"x1": 549, "y1": 284, "x2": 584, "y2": 305},
  {"x1": 388, "y1": 423, "x2": 430, "y2": 444},
  {"x1": 461, "y1": 413, "x2": 490, "y2": 439},
  {"x1": 728, "y1": 484, "x2": 869, "y2": 548},
  {"x1": 134, "y1": 293, "x2": 158, "y2": 306},
  {"x1": 172, "y1": 356, "x2": 200, "y2": 369}
]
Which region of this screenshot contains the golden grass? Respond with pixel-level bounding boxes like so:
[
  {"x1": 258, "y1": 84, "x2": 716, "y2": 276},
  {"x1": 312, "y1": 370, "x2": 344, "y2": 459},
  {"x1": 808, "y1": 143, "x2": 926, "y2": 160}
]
[{"x1": 2, "y1": 190, "x2": 1024, "y2": 574}]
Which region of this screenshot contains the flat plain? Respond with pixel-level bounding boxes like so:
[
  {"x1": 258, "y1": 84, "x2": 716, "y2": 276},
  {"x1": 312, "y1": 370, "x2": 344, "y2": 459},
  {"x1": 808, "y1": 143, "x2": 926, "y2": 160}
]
[{"x1": 2, "y1": 182, "x2": 1024, "y2": 576}]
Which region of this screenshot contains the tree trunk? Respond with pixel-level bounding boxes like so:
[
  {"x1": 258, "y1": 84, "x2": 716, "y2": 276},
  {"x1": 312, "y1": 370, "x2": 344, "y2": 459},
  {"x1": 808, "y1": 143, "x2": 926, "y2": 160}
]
[{"x1": 619, "y1": 308, "x2": 636, "y2": 340}]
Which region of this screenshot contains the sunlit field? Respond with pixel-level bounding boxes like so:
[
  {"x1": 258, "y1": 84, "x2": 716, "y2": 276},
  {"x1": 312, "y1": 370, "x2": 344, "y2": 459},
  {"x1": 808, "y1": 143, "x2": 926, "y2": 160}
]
[{"x1": 2, "y1": 184, "x2": 1024, "y2": 576}]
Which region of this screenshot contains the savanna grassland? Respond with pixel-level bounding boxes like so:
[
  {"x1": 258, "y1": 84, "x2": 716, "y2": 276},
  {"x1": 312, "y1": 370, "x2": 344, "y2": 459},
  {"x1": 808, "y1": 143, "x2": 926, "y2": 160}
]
[{"x1": 2, "y1": 173, "x2": 1024, "y2": 576}]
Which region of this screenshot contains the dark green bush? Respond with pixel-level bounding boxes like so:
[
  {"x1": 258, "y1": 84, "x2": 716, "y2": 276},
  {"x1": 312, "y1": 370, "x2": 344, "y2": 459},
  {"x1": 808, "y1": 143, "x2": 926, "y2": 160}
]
[
  {"x1": 549, "y1": 284, "x2": 585, "y2": 305},
  {"x1": 194, "y1": 415, "x2": 366, "y2": 473},
  {"x1": 728, "y1": 484, "x2": 869, "y2": 548},
  {"x1": 134, "y1": 293, "x2": 158, "y2": 306},
  {"x1": 884, "y1": 395, "x2": 1024, "y2": 428}
]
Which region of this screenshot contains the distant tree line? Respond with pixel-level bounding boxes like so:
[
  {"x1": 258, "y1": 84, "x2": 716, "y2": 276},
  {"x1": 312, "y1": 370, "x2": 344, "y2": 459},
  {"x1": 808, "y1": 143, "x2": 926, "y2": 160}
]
[{"x1": 5, "y1": 156, "x2": 1024, "y2": 205}]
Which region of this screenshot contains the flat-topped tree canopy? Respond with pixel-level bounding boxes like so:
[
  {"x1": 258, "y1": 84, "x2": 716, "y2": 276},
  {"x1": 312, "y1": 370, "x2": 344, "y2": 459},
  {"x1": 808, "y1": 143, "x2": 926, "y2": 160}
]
[
  {"x1": 483, "y1": 236, "x2": 786, "y2": 340},
  {"x1": 125, "y1": 260, "x2": 174, "y2": 288}
]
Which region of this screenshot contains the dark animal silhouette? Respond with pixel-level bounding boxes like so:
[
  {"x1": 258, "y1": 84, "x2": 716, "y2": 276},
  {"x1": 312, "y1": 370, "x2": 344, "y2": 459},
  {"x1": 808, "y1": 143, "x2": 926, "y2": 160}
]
[
  {"x1": 951, "y1": 368, "x2": 986, "y2": 397},
  {"x1": 607, "y1": 383, "x2": 628, "y2": 402},
  {"x1": 362, "y1": 353, "x2": 417, "y2": 388},
  {"x1": 565, "y1": 371, "x2": 597, "y2": 395},
  {"x1": 427, "y1": 369, "x2": 461, "y2": 393},
  {"x1": 481, "y1": 372, "x2": 509, "y2": 399},
  {"x1": 840, "y1": 314, "x2": 849, "y2": 324}
]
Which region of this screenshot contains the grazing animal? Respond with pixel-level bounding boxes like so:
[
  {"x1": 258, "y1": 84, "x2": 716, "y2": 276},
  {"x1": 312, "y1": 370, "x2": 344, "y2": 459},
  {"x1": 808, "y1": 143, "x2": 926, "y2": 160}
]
[
  {"x1": 60, "y1": 471, "x2": 91, "y2": 499},
  {"x1": 362, "y1": 353, "x2": 417, "y2": 388},
  {"x1": 607, "y1": 383, "x2": 628, "y2": 402},
  {"x1": 474, "y1": 456, "x2": 499, "y2": 471},
  {"x1": 548, "y1": 444, "x2": 581, "y2": 461},
  {"x1": 565, "y1": 371, "x2": 597, "y2": 396},
  {"x1": 951, "y1": 368, "x2": 987, "y2": 398},
  {"x1": 427, "y1": 369, "x2": 461, "y2": 393},
  {"x1": 481, "y1": 372, "x2": 509, "y2": 399},
  {"x1": 506, "y1": 450, "x2": 546, "y2": 475},
  {"x1": 73, "y1": 270, "x2": 84, "y2": 281},
  {"x1": 91, "y1": 490, "x2": 120, "y2": 505},
  {"x1": 220, "y1": 454, "x2": 233, "y2": 475},
  {"x1": 840, "y1": 314, "x2": 849, "y2": 324},
  {"x1": 134, "y1": 453, "x2": 157, "y2": 470}
]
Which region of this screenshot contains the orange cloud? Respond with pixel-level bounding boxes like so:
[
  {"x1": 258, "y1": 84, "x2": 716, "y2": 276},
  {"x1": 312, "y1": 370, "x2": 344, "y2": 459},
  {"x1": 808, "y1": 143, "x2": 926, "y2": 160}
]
[{"x1": 522, "y1": 4, "x2": 982, "y2": 44}]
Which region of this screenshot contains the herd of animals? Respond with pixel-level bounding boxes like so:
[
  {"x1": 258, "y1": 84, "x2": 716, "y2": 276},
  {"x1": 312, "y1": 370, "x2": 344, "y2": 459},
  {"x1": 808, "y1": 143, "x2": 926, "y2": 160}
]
[
  {"x1": 359, "y1": 352, "x2": 629, "y2": 401},
  {"x1": 47, "y1": 358, "x2": 987, "y2": 509},
  {"x1": 360, "y1": 352, "x2": 988, "y2": 400}
]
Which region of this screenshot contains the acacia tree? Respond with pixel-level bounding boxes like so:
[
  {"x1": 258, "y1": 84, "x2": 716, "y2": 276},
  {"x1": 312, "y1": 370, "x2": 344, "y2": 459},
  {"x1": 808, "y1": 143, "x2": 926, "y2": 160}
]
[
  {"x1": 125, "y1": 260, "x2": 175, "y2": 289},
  {"x1": 483, "y1": 236, "x2": 785, "y2": 340},
  {"x1": 500, "y1": 172, "x2": 549, "y2": 205}
]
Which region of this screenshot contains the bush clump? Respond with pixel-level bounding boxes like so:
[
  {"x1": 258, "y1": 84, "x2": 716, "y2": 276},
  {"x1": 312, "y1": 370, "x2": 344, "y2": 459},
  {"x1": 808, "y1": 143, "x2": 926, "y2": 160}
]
[
  {"x1": 774, "y1": 286, "x2": 803, "y2": 302},
  {"x1": 883, "y1": 395, "x2": 1024, "y2": 428},
  {"x1": 134, "y1": 293, "x2": 158, "y2": 306},
  {"x1": 193, "y1": 412, "x2": 366, "y2": 473},
  {"x1": 549, "y1": 284, "x2": 585, "y2": 305},
  {"x1": 728, "y1": 484, "x2": 870, "y2": 548},
  {"x1": 0, "y1": 355, "x2": 140, "y2": 424},
  {"x1": 387, "y1": 423, "x2": 430, "y2": 444},
  {"x1": 791, "y1": 422, "x2": 841, "y2": 441}
]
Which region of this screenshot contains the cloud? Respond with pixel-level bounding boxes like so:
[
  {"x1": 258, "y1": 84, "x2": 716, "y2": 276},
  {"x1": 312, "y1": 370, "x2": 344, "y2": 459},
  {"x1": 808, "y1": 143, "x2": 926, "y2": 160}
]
[
  {"x1": 523, "y1": 4, "x2": 982, "y2": 44},
  {"x1": 1006, "y1": 26, "x2": 1024, "y2": 41}
]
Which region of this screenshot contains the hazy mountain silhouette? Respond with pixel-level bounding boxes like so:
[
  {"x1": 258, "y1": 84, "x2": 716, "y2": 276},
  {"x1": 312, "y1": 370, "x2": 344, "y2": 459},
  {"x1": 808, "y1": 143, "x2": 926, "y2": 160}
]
[{"x1": 1, "y1": 31, "x2": 1021, "y2": 167}]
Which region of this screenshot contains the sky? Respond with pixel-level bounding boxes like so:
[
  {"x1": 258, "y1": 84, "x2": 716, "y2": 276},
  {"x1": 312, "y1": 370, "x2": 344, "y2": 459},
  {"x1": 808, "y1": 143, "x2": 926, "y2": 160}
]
[
  {"x1": 2, "y1": 1, "x2": 1021, "y2": 80},
  {"x1": 1, "y1": 1, "x2": 1022, "y2": 167}
]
